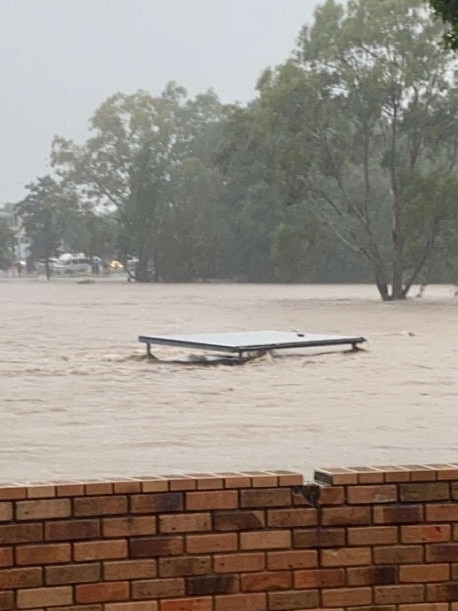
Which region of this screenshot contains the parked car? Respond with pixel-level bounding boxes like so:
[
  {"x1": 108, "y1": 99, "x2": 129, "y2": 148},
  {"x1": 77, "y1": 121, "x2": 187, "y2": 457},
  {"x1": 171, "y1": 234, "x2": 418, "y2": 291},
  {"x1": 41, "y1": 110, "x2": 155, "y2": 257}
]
[{"x1": 52, "y1": 254, "x2": 92, "y2": 274}]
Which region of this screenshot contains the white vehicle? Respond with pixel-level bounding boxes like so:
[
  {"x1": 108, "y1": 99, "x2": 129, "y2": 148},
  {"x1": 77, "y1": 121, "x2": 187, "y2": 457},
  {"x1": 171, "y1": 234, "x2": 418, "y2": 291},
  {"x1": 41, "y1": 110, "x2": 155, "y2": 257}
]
[{"x1": 52, "y1": 254, "x2": 92, "y2": 274}]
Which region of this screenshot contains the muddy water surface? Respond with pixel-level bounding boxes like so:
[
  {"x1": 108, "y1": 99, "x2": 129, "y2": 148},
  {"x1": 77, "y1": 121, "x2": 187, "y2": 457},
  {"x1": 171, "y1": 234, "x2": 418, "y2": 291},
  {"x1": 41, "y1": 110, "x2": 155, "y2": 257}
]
[{"x1": 2, "y1": 279, "x2": 458, "y2": 483}]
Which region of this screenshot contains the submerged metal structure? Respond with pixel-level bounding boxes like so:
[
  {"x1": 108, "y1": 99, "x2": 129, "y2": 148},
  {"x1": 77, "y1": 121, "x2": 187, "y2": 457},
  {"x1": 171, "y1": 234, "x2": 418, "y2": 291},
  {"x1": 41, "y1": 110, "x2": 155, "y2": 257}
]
[{"x1": 138, "y1": 330, "x2": 366, "y2": 361}]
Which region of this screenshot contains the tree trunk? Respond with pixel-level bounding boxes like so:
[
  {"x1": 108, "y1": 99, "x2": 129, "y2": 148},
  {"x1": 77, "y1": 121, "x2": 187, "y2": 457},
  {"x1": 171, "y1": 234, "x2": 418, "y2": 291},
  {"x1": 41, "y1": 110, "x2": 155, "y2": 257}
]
[
  {"x1": 135, "y1": 236, "x2": 154, "y2": 282},
  {"x1": 388, "y1": 99, "x2": 406, "y2": 301},
  {"x1": 45, "y1": 258, "x2": 51, "y2": 280}
]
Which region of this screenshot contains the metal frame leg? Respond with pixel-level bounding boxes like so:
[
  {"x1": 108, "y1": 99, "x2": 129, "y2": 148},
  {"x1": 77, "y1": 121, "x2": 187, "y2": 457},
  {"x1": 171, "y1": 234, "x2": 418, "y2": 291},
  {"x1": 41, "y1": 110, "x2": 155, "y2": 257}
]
[{"x1": 146, "y1": 342, "x2": 158, "y2": 360}]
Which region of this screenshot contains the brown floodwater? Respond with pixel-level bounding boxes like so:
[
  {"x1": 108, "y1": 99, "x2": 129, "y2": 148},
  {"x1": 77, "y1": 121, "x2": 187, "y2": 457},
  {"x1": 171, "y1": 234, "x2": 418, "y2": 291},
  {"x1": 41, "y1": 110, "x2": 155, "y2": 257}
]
[{"x1": 1, "y1": 278, "x2": 458, "y2": 483}]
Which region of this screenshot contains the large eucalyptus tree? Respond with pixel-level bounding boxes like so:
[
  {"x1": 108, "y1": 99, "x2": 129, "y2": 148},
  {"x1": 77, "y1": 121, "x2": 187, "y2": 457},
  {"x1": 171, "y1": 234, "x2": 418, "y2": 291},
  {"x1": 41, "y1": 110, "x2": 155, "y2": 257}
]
[{"x1": 257, "y1": 0, "x2": 458, "y2": 299}]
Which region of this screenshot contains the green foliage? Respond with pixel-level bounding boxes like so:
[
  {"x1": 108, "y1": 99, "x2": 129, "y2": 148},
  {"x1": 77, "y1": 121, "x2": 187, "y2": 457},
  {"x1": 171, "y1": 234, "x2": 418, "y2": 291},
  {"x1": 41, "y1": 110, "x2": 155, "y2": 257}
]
[
  {"x1": 0, "y1": 217, "x2": 14, "y2": 270},
  {"x1": 11, "y1": 1, "x2": 458, "y2": 296},
  {"x1": 429, "y1": 0, "x2": 458, "y2": 49},
  {"x1": 52, "y1": 85, "x2": 227, "y2": 281},
  {"x1": 17, "y1": 176, "x2": 79, "y2": 278},
  {"x1": 253, "y1": 0, "x2": 458, "y2": 299}
]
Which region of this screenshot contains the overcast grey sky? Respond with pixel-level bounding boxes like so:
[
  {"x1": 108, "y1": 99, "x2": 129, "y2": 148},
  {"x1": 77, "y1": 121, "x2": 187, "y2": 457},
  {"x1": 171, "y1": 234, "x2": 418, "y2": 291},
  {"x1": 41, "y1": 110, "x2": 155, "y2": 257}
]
[{"x1": 0, "y1": 0, "x2": 320, "y2": 203}]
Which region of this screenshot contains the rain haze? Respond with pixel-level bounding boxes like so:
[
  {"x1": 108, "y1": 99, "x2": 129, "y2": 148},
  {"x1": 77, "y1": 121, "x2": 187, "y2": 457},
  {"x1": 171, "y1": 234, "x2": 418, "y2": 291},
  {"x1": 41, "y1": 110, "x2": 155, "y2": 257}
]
[
  {"x1": 3, "y1": 0, "x2": 458, "y2": 485},
  {"x1": 0, "y1": 0, "x2": 319, "y2": 203}
]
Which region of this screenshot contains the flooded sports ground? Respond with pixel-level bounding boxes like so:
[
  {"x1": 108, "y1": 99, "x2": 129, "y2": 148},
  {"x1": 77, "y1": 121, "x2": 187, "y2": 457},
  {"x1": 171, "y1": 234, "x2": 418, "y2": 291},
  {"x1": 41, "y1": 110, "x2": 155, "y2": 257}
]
[{"x1": 2, "y1": 280, "x2": 458, "y2": 482}]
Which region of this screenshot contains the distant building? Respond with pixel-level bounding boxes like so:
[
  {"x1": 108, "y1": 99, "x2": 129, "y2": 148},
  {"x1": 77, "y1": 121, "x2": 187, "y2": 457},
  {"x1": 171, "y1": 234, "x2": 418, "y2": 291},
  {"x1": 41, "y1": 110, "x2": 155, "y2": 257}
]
[{"x1": 0, "y1": 203, "x2": 30, "y2": 262}]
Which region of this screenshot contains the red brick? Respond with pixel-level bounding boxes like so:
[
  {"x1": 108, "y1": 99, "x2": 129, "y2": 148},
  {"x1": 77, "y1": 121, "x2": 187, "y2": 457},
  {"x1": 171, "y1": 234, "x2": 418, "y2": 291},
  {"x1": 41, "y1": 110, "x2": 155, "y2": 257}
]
[
  {"x1": 348, "y1": 527, "x2": 398, "y2": 546},
  {"x1": 0, "y1": 592, "x2": 14, "y2": 611},
  {"x1": 195, "y1": 476, "x2": 224, "y2": 490},
  {"x1": 103, "y1": 516, "x2": 156, "y2": 538},
  {"x1": 437, "y1": 467, "x2": 458, "y2": 481},
  {"x1": 289, "y1": 484, "x2": 319, "y2": 508},
  {"x1": 347, "y1": 604, "x2": 394, "y2": 611},
  {"x1": 240, "y1": 489, "x2": 290, "y2": 508},
  {"x1": 321, "y1": 547, "x2": 371, "y2": 567},
  {"x1": 214, "y1": 553, "x2": 265, "y2": 574},
  {"x1": 322, "y1": 587, "x2": 372, "y2": 607},
  {"x1": 400, "y1": 564, "x2": 449, "y2": 583},
  {"x1": 53, "y1": 604, "x2": 102, "y2": 611},
  {"x1": 223, "y1": 475, "x2": 252, "y2": 489},
  {"x1": 131, "y1": 494, "x2": 184, "y2": 514},
  {"x1": 452, "y1": 524, "x2": 458, "y2": 540},
  {"x1": 267, "y1": 550, "x2": 317, "y2": 571},
  {"x1": 104, "y1": 560, "x2": 156, "y2": 581},
  {"x1": 0, "y1": 523, "x2": 43, "y2": 544},
  {"x1": 105, "y1": 604, "x2": 157, "y2": 611},
  {"x1": 76, "y1": 582, "x2": 129, "y2": 604},
  {"x1": 186, "y1": 492, "x2": 238, "y2": 511},
  {"x1": 317, "y1": 486, "x2": 345, "y2": 505},
  {"x1": 214, "y1": 593, "x2": 266, "y2": 611},
  {"x1": 374, "y1": 546, "x2": 424, "y2": 564},
  {"x1": 241, "y1": 571, "x2": 290, "y2": 592},
  {"x1": 427, "y1": 544, "x2": 458, "y2": 562},
  {"x1": 82, "y1": 481, "x2": 112, "y2": 495},
  {"x1": 452, "y1": 483, "x2": 458, "y2": 499},
  {"x1": 159, "y1": 514, "x2": 211, "y2": 533},
  {"x1": 74, "y1": 496, "x2": 128, "y2": 517},
  {"x1": 350, "y1": 466, "x2": 385, "y2": 484},
  {"x1": 427, "y1": 504, "x2": 458, "y2": 521},
  {"x1": 16, "y1": 543, "x2": 71, "y2": 565},
  {"x1": 113, "y1": 481, "x2": 142, "y2": 494},
  {"x1": 45, "y1": 519, "x2": 100, "y2": 541},
  {"x1": 275, "y1": 472, "x2": 303, "y2": 487},
  {"x1": 187, "y1": 575, "x2": 239, "y2": 596},
  {"x1": 293, "y1": 528, "x2": 345, "y2": 548},
  {"x1": 400, "y1": 605, "x2": 448, "y2": 611},
  {"x1": 214, "y1": 511, "x2": 264, "y2": 531},
  {"x1": 0, "y1": 548, "x2": 13, "y2": 568},
  {"x1": 140, "y1": 479, "x2": 169, "y2": 493},
  {"x1": 166, "y1": 477, "x2": 196, "y2": 492},
  {"x1": 402, "y1": 525, "x2": 450, "y2": 544},
  {"x1": 74, "y1": 539, "x2": 127, "y2": 561},
  {"x1": 405, "y1": 466, "x2": 438, "y2": 482},
  {"x1": 374, "y1": 505, "x2": 424, "y2": 524},
  {"x1": 26, "y1": 484, "x2": 56, "y2": 498},
  {"x1": 55, "y1": 483, "x2": 85, "y2": 497},
  {"x1": 249, "y1": 475, "x2": 278, "y2": 488},
  {"x1": 0, "y1": 486, "x2": 26, "y2": 500},
  {"x1": 240, "y1": 531, "x2": 290, "y2": 551},
  {"x1": 132, "y1": 578, "x2": 184, "y2": 599},
  {"x1": 374, "y1": 585, "x2": 425, "y2": 604},
  {"x1": 267, "y1": 509, "x2": 316, "y2": 528},
  {"x1": 16, "y1": 499, "x2": 71, "y2": 520},
  {"x1": 427, "y1": 583, "x2": 458, "y2": 602},
  {"x1": 269, "y1": 589, "x2": 319, "y2": 609},
  {"x1": 161, "y1": 597, "x2": 212, "y2": 611},
  {"x1": 0, "y1": 567, "x2": 42, "y2": 589},
  {"x1": 46, "y1": 563, "x2": 100, "y2": 585},
  {"x1": 159, "y1": 557, "x2": 210, "y2": 578},
  {"x1": 314, "y1": 467, "x2": 358, "y2": 486},
  {"x1": 399, "y1": 483, "x2": 449, "y2": 502},
  {"x1": 294, "y1": 568, "x2": 344, "y2": 588},
  {"x1": 0, "y1": 503, "x2": 12, "y2": 521},
  {"x1": 347, "y1": 566, "x2": 397, "y2": 586},
  {"x1": 400, "y1": 606, "x2": 447, "y2": 611},
  {"x1": 321, "y1": 506, "x2": 371, "y2": 526},
  {"x1": 347, "y1": 485, "x2": 397, "y2": 504},
  {"x1": 130, "y1": 537, "x2": 183, "y2": 558},
  {"x1": 187, "y1": 534, "x2": 237, "y2": 554},
  {"x1": 17, "y1": 586, "x2": 73, "y2": 608}
]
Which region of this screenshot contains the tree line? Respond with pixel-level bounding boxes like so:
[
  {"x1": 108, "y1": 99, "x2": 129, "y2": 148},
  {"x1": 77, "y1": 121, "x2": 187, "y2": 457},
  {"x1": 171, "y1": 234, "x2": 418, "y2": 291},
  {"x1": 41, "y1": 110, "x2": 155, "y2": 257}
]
[{"x1": 2, "y1": 0, "x2": 458, "y2": 299}]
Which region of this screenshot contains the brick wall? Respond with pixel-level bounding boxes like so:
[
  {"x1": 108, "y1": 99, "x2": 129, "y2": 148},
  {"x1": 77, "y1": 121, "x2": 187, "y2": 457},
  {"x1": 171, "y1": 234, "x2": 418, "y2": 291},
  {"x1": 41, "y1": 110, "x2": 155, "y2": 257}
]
[{"x1": 2, "y1": 464, "x2": 458, "y2": 610}]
